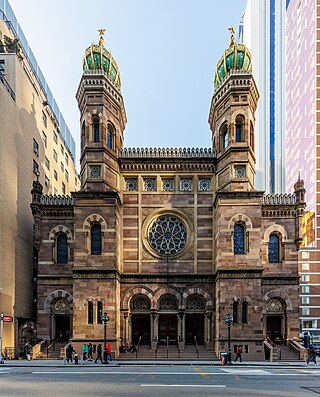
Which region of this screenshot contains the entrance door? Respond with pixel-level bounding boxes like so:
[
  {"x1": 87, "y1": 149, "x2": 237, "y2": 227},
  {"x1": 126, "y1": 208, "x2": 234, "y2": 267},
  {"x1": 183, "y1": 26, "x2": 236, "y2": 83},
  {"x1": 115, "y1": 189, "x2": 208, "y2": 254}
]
[
  {"x1": 55, "y1": 315, "x2": 70, "y2": 341},
  {"x1": 132, "y1": 316, "x2": 150, "y2": 345},
  {"x1": 159, "y1": 315, "x2": 177, "y2": 345},
  {"x1": 185, "y1": 315, "x2": 204, "y2": 345},
  {"x1": 267, "y1": 316, "x2": 282, "y2": 344}
]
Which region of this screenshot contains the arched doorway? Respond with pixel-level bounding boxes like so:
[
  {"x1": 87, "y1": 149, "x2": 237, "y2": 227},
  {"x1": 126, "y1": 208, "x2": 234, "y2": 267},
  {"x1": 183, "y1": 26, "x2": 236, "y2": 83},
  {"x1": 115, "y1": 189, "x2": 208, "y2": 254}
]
[
  {"x1": 130, "y1": 295, "x2": 151, "y2": 346},
  {"x1": 51, "y1": 298, "x2": 71, "y2": 341},
  {"x1": 158, "y1": 294, "x2": 178, "y2": 345},
  {"x1": 266, "y1": 298, "x2": 286, "y2": 344},
  {"x1": 185, "y1": 295, "x2": 205, "y2": 345}
]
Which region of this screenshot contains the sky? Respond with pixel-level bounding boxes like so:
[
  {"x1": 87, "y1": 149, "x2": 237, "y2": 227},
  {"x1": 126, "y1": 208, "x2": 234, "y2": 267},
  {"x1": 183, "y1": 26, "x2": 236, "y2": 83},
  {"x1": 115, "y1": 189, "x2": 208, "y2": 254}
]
[{"x1": 8, "y1": 0, "x2": 247, "y2": 168}]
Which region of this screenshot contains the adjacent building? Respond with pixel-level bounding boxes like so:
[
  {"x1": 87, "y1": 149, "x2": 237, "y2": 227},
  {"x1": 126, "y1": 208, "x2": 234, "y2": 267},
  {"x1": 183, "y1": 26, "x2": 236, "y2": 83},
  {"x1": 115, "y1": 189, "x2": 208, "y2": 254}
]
[
  {"x1": 31, "y1": 31, "x2": 304, "y2": 360},
  {"x1": 0, "y1": 0, "x2": 79, "y2": 356}
]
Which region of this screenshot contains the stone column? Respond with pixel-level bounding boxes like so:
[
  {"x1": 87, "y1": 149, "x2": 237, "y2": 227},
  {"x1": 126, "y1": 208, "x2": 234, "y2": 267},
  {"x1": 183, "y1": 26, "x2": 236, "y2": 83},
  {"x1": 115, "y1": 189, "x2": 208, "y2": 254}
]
[
  {"x1": 123, "y1": 312, "x2": 129, "y2": 343},
  {"x1": 179, "y1": 311, "x2": 185, "y2": 349},
  {"x1": 128, "y1": 314, "x2": 132, "y2": 344}
]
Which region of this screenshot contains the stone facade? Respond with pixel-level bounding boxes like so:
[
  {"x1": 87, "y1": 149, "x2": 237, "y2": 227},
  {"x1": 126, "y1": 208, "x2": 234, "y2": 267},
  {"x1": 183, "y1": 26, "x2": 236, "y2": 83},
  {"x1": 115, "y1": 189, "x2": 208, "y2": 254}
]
[{"x1": 31, "y1": 34, "x2": 305, "y2": 360}]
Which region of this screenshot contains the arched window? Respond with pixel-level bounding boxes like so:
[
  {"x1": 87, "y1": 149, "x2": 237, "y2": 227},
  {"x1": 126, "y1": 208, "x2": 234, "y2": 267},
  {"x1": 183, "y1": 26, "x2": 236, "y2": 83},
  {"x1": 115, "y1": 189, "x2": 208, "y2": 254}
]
[
  {"x1": 235, "y1": 115, "x2": 245, "y2": 142},
  {"x1": 92, "y1": 116, "x2": 100, "y2": 142},
  {"x1": 234, "y1": 223, "x2": 245, "y2": 254},
  {"x1": 158, "y1": 295, "x2": 178, "y2": 311},
  {"x1": 250, "y1": 122, "x2": 254, "y2": 151},
  {"x1": 107, "y1": 123, "x2": 114, "y2": 149},
  {"x1": 91, "y1": 223, "x2": 102, "y2": 255},
  {"x1": 221, "y1": 124, "x2": 229, "y2": 149},
  {"x1": 97, "y1": 301, "x2": 103, "y2": 324},
  {"x1": 130, "y1": 295, "x2": 151, "y2": 311},
  {"x1": 268, "y1": 234, "x2": 280, "y2": 263},
  {"x1": 81, "y1": 121, "x2": 85, "y2": 148},
  {"x1": 233, "y1": 301, "x2": 239, "y2": 323},
  {"x1": 242, "y1": 301, "x2": 248, "y2": 323},
  {"x1": 88, "y1": 301, "x2": 93, "y2": 324},
  {"x1": 57, "y1": 233, "x2": 68, "y2": 263}
]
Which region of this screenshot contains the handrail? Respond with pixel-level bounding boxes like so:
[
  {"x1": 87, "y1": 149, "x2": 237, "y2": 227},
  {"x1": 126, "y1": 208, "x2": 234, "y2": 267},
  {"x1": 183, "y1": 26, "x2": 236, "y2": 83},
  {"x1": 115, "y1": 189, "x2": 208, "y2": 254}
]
[
  {"x1": 154, "y1": 337, "x2": 159, "y2": 359},
  {"x1": 289, "y1": 339, "x2": 306, "y2": 361},
  {"x1": 194, "y1": 336, "x2": 199, "y2": 359},
  {"x1": 177, "y1": 337, "x2": 181, "y2": 359},
  {"x1": 263, "y1": 339, "x2": 274, "y2": 362},
  {"x1": 135, "y1": 336, "x2": 142, "y2": 359},
  {"x1": 46, "y1": 336, "x2": 62, "y2": 358},
  {"x1": 166, "y1": 336, "x2": 169, "y2": 359},
  {"x1": 31, "y1": 340, "x2": 47, "y2": 359}
]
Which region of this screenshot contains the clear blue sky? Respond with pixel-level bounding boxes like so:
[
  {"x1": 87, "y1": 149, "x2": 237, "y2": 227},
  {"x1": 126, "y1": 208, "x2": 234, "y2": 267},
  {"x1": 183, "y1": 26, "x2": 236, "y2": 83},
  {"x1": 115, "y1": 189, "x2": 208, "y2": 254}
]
[{"x1": 9, "y1": 0, "x2": 247, "y2": 167}]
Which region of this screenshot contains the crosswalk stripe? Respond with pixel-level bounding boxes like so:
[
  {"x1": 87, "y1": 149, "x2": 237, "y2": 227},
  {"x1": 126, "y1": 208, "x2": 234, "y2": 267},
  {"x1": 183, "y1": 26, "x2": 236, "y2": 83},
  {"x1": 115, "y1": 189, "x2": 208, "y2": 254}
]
[{"x1": 140, "y1": 384, "x2": 226, "y2": 388}]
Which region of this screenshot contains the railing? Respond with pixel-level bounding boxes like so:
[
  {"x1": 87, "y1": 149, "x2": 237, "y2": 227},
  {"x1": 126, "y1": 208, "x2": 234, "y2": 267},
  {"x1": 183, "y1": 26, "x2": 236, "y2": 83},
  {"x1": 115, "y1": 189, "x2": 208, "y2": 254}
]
[
  {"x1": 135, "y1": 336, "x2": 142, "y2": 359},
  {"x1": 289, "y1": 339, "x2": 306, "y2": 361},
  {"x1": 154, "y1": 337, "x2": 159, "y2": 359},
  {"x1": 166, "y1": 336, "x2": 169, "y2": 359},
  {"x1": 0, "y1": 72, "x2": 16, "y2": 101},
  {"x1": 31, "y1": 340, "x2": 47, "y2": 359},
  {"x1": 194, "y1": 336, "x2": 199, "y2": 359},
  {"x1": 263, "y1": 339, "x2": 274, "y2": 362},
  {"x1": 46, "y1": 336, "x2": 61, "y2": 358}
]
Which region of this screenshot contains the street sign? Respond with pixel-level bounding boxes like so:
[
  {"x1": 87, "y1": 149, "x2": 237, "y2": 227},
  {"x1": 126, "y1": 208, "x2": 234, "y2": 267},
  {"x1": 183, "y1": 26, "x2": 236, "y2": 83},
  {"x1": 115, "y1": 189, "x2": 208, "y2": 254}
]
[{"x1": 3, "y1": 316, "x2": 13, "y2": 322}]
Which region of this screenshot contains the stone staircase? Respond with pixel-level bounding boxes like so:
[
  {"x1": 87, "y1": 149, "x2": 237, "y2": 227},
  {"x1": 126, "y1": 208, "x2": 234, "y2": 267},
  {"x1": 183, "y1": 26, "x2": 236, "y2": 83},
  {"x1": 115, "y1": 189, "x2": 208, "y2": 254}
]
[
  {"x1": 34, "y1": 342, "x2": 66, "y2": 359},
  {"x1": 272, "y1": 345, "x2": 304, "y2": 362},
  {"x1": 119, "y1": 344, "x2": 217, "y2": 361}
]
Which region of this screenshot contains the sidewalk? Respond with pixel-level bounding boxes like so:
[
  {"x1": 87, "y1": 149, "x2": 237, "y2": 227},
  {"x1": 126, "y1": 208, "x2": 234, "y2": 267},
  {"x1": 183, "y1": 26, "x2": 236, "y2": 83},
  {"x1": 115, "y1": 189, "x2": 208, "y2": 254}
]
[{"x1": 0, "y1": 359, "x2": 313, "y2": 368}]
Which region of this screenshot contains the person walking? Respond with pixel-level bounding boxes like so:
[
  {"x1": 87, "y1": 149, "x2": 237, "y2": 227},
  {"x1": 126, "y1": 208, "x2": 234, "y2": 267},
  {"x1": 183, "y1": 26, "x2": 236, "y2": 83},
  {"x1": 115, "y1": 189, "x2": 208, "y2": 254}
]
[
  {"x1": 82, "y1": 343, "x2": 89, "y2": 361},
  {"x1": 106, "y1": 342, "x2": 112, "y2": 363},
  {"x1": 66, "y1": 343, "x2": 75, "y2": 363},
  {"x1": 94, "y1": 344, "x2": 103, "y2": 364},
  {"x1": 87, "y1": 343, "x2": 93, "y2": 361},
  {"x1": 307, "y1": 345, "x2": 317, "y2": 365},
  {"x1": 234, "y1": 345, "x2": 243, "y2": 362},
  {"x1": 24, "y1": 342, "x2": 32, "y2": 361}
]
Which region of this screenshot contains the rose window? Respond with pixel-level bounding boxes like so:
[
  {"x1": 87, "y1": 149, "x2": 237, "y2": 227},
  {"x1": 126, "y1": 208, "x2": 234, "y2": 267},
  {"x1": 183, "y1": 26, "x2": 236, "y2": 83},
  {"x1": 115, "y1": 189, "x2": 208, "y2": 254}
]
[
  {"x1": 148, "y1": 215, "x2": 187, "y2": 255},
  {"x1": 266, "y1": 298, "x2": 283, "y2": 312}
]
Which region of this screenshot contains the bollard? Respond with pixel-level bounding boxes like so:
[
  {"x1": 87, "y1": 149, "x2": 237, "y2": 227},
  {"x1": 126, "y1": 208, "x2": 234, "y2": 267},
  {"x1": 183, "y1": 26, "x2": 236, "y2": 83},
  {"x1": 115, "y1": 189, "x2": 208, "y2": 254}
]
[{"x1": 74, "y1": 353, "x2": 79, "y2": 365}]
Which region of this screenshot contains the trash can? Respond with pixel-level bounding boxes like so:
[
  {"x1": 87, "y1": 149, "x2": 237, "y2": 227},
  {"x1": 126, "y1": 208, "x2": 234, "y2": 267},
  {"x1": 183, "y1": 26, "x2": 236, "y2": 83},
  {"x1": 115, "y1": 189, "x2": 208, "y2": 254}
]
[{"x1": 221, "y1": 352, "x2": 228, "y2": 366}]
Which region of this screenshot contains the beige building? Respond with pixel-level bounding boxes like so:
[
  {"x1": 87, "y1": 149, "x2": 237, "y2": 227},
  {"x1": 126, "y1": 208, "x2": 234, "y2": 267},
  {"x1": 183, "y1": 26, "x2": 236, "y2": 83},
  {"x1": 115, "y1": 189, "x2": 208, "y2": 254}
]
[
  {"x1": 0, "y1": 4, "x2": 79, "y2": 356},
  {"x1": 31, "y1": 31, "x2": 305, "y2": 361}
]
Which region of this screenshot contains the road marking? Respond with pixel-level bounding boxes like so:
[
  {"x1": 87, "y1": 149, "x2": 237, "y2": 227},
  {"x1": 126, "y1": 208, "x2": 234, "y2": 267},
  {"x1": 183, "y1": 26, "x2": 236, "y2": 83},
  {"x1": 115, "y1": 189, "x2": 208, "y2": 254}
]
[
  {"x1": 222, "y1": 369, "x2": 271, "y2": 375},
  {"x1": 140, "y1": 384, "x2": 226, "y2": 388}
]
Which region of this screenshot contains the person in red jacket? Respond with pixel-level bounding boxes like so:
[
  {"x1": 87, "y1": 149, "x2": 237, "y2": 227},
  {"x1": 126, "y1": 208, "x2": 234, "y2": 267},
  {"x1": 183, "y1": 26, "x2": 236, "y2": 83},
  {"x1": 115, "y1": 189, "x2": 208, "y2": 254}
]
[
  {"x1": 106, "y1": 342, "x2": 112, "y2": 362},
  {"x1": 235, "y1": 345, "x2": 243, "y2": 362}
]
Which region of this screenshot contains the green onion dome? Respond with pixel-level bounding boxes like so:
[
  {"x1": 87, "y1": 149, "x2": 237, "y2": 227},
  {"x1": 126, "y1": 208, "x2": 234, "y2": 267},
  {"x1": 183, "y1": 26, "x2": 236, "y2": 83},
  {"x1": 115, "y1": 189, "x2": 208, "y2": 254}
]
[
  {"x1": 214, "y1": 27, "x2": 252, "y2": 91},
  {"x1": 83, "y1": 29, "x2": 121, "y2": 90}
]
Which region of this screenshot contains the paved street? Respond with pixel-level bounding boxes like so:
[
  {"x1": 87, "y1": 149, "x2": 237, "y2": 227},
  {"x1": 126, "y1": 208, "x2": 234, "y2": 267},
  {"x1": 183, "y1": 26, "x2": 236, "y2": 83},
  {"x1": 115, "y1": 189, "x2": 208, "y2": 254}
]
[{"x1": 1, "y1": 364, "x2": 320, "y2": 396}]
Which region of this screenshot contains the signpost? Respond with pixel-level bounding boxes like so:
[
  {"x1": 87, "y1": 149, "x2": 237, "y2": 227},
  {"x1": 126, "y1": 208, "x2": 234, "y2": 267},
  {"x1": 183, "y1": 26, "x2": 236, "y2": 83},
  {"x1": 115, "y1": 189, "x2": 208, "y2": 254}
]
[{"x1": 0, "y1": 313, "x2": 13, "y2": 363}]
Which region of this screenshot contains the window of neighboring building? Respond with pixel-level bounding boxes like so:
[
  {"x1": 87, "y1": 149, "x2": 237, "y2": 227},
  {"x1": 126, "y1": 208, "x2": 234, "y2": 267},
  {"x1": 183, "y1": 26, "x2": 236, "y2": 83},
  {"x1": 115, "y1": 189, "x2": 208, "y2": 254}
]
[
  {"x1": 45, "y1": 175, "x2": 49, "y2": 187},
  {"x1": 0, "y1": 60, "x2": 5, "y2": 74},
  {"x1": 54, "y1": 170, "x2": 58, "y2": 181},
  {"x1": 61, "y1": 144, "x2": 64, "y2": 155},
  {"x1": 45, "y1": 156, "x2": 50, "y2": 170},
  {"x1": 57, "y1": 233, "x2": 68, "y2": 263},
  {"x1": 42, "y1": 111, "x2": 47, "y2": 127},
  {"x1": 62, "y1": 182, "x2": 66, "y2": 194},
  {"x1": 33, "y1": 139, "x2": 39, "y2": 156},
  {"x1": 92, "y1": 116, "x2": 100, "y2": 142},
  {"x1": 301, "y1": 263, "x2": 310, "y2": 271},
  {"x1": 234, "y1": 223, "x2": 245, "y2": 254},
  {"x1": 33, "y1": 160, "x2": 39, "y2": 175},
  {"x1": 235, "y1": 115, "x2": 245, "y2": 142},
  {"x1": 268, "y1": 234, "x2": 280, "y2": 263},
  {"x1": 42, "y1": 131, "x2": 47, "y2": 148},
  {"x1": 61, "y1": 162, "x2": 64, "y2": 172},
  {"x1": 91, "y1": 223, "x2": 102, "y2": 255},
  {"x1": 302, "y1": 275, "x2": 310, "y2": 282},
  {"x1": 65, "y1": 170, "x2": 69, "y2": 182},
  {"x1": 107, "y1": 123, "x2": 114, "y2": 149},
  {"x1": 301, "y1": 307, "x2": 310, "y2": 316},
  {"x1": 97, "y1": 301, "x2": 103, "y2": 324},
  {"x1": 54, "y1": 188, "x2": 58, "y2": 195},
  {"x1": 302, "y1": 285, "x2": 310, "y2": 293},
  {"x1": 65, "y1": 153, "x2": 69, "y2": 165},
  {"x1": 53, "y1": 131, "x2": 57, "y2": 143},
  {"x1": 242, "y1": 301, "x2": 248, "y2": 323},
  {"x1": 88, "y1": 302, "x2": 94, "y2": 324},
  {"x1": 233, "y1": 301, "x2": 238, "y2": 323},
  {"x1": 53, "y1": 149, "x2": 57, "y2": 162},
  {"x1": 302, "y1": 297, "x2": 310, "y2": 305}
]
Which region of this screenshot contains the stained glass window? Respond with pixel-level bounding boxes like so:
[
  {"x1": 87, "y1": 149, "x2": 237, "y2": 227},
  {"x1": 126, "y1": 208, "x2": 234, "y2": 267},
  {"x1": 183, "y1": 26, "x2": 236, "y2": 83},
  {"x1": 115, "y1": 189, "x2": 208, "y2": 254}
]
[
  {"x1": 148, "y1": 215, "x2": 187, "y2": 255},
  {"x1": 57, "y1": 234, "x2": 68, "y2": 263},
  {"x1": 233, "y1": 301, "x2": 239, "y2": 323},
  {"x1": 125, "y1": 178, "x2": 138, "y2": 191},
  {"x1": 234, "y1": 224, "x2": 245, "y2": 254},
  {"x1": 143, "y1": 178, "x2": 156, "y2": 191},
  {"x1": 268, "y1": 234, "x2": 280, "y2": 263},
  {"x1": 162, "y1": 178, "x2": 174, "y2": 192},
  {"x1": 236, "y1": 116, "x2": 244, "y2": 142},
  {"x1": 92, "y1": 116, "x2": 100, "y2": 142},
  {"x1": 242, "y1": 301, "x2": 248, "y2": 323},
  {"x1": 130, "y1": 295, "x2": 151, "y2": 311},
  {"x1": 198, "y1": 179, "x2": 211, "y2": 191},
  {"x1": 91, "y1": 223, "x2": 102, "y2": 255},
  {"x1": 88, "y1": 301, "x2": 93, "y2": 324},
  {"x1": 186, "y1": 295, "x2": 205, "y2": 311},
  {"x1": 158, "y1": 295, "x2": 178, "y2": 310},
  {"x1": 97, "y1": 301, "x2": 103, "y2": 324},
  {"x1": 107, "y1": 124, "x2": 114, "y2": 149},
  {"x1": 180, "y1": 179, "x2": 193, "y2": 192}
]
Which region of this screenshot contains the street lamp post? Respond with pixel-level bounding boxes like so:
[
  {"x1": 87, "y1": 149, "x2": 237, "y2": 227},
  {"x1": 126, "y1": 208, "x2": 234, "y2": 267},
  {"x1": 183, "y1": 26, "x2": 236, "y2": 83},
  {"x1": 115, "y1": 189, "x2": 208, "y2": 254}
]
[
  {"x1": 225, "y1": 313, "x2": 233, "y2": 365},
  {"x1": 101, "y1": 312, "x2": 110, "y2": 364}
]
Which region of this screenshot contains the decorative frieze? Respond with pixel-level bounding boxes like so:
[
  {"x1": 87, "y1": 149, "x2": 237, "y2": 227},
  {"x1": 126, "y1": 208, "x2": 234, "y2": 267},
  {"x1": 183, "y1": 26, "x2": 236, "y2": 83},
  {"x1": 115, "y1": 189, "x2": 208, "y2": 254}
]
[
  {"x1": 119, "y1": 147, "x2": 216, "y2": 159},
  {"x1": 262, "y1": 193, "x2": 296, "y2": 205},
  {"x1": 40, "y1": 195, "x2": 74, "y2": 206}
]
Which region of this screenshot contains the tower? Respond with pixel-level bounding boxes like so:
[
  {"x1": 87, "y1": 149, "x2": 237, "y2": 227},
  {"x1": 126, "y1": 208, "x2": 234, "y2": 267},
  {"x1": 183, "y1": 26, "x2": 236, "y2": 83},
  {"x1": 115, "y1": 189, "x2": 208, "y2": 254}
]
[
  {"x1": 76, "y1": 29, "x2": 127, "y2": 192},
  {"x1": 208, "y1": 29, "x2": 259, "y2": 192}
]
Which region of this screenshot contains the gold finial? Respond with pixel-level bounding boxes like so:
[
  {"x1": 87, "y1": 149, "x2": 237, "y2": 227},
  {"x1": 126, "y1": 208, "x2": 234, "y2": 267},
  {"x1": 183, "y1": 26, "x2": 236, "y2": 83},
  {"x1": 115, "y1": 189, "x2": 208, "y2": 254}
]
[
  {"x1": 98, "y1": 28, "x2": 106, "y2": 47},
  {"x1": 228, "y1": 26, "x2": 236, "y2": 47}
]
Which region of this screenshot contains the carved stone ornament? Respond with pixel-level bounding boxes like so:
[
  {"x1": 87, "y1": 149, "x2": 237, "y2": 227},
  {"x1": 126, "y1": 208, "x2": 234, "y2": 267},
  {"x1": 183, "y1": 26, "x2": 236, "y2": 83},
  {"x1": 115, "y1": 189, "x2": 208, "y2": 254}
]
[
  {"x1": 53, "y1": 298, "x2": 69, "y2": 313},
  {"x1": 266, "y1": 298, "x2": 283, "y2": 312}
]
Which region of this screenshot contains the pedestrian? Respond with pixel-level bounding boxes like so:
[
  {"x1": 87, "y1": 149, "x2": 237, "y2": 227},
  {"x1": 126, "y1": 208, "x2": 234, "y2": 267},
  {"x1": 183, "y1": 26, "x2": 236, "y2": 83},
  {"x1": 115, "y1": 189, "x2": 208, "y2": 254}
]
[
  {"x1": 66, "y1": 342, "x2": 75, "y2": 363},
  {"x1": 307, "y1": 345, "x2": 317, "y2": 365},
  {"x1": 82, "y1": 343, "x2": 89, "y2": 361},
  {"x1": 107, "y1": 342, "x2": 112, "y2": 362},
  {"x1": 87, "y1": 343, "x2": 93, "y2": 361},
  {"x1": 234, "y1": 345, "x2": 243, "y2": 362},
  {"x1": 94, "y1": 343, "x2": 103, "y2": 364},
  {"x1": 24, "y1": 341, "x2": 32, "y2": 361}
]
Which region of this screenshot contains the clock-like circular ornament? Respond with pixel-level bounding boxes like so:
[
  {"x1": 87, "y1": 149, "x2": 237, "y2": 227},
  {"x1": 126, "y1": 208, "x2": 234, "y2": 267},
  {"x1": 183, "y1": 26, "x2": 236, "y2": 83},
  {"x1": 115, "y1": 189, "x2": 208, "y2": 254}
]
[
  {"x1": 234, "y1": 166, "x2": 246, "y2": 178},
  {"x1": 90, "y1": 166, "x2": 101, "y2": 178},
  {"x1": 54, "y1": 299, "x2": 68, "y2": 312}
]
